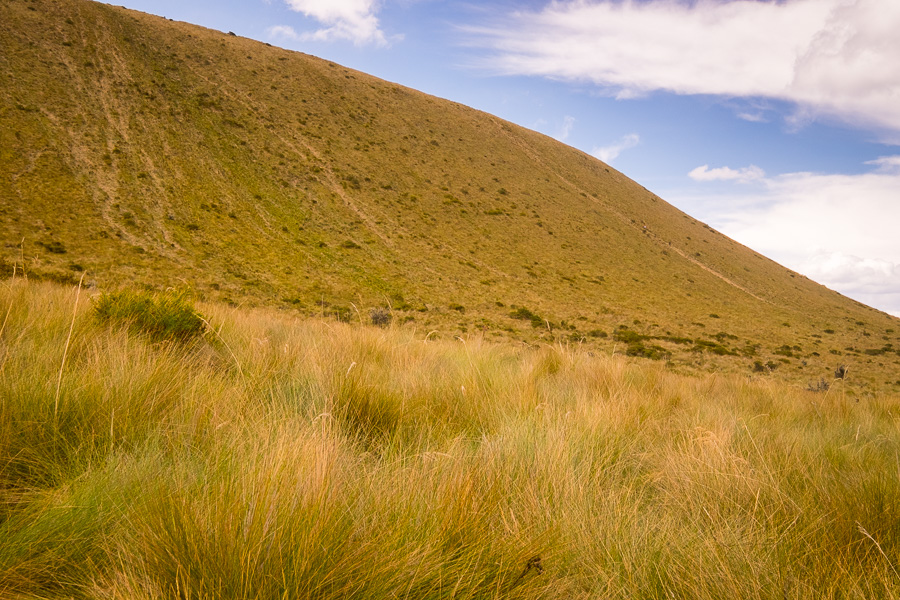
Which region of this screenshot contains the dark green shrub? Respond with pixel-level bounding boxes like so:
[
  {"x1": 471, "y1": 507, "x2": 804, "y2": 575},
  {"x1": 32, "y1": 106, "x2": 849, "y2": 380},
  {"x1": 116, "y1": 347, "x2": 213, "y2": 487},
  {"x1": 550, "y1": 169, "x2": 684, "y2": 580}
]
[
  {"x1": 613, "y1": 329, "x2": 646, "y2": 344},
  {"x1": 509, "y1": 307, "x2": 544, "y2": 328},
  {"x1": 660, "y1": 335, "x2": 692, "y2": 345},
  {"x1": 370, "y1": 308, "x2": 392, "y2": 327},
  {"x1": 93, "y1": 289, "x2": 206, "y2": 343},
  {"x1": 692, "y1": 340, "x2": 736, "y2": 355},
  {"x1": 38, "y1": 240, "x2": 67, "y2": 254},
  {"x1": 626, "y1": 342, "x2": 668, "y2": 360}
]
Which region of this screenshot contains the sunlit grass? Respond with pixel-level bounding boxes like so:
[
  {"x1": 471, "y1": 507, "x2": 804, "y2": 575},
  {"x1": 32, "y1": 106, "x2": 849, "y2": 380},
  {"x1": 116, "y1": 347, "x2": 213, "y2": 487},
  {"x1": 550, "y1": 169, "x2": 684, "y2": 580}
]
[{"x1": 2, "y1": 279, "x2": 900, "y2": 599}]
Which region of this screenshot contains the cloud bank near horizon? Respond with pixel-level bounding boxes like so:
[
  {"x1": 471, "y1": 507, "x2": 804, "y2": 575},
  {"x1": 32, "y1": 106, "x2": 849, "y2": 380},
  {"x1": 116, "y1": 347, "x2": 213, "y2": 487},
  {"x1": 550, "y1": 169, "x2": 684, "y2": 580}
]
[
  {"x1": 676, "y1": 157, "x2": 900, "y2": 316},
  {"x1": 469, "y1": 0, "x2": 900, "y2": 140}
]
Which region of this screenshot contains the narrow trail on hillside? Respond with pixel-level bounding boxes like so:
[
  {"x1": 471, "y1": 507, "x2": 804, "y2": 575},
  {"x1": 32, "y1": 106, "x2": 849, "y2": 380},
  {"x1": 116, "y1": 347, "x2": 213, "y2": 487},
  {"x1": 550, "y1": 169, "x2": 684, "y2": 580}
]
[
  {"x1": 43, "y1": 8, "x2": 183, "y2": 259},
  {"x1": 188, "y1": 68, "x2": 397, "y2": 248},
  {"x1": 490, "y1": 118, "x2": 771, "y2": 306},
  {"x1": 185, "y1": 62, "x2": 513, "y2": 283}
]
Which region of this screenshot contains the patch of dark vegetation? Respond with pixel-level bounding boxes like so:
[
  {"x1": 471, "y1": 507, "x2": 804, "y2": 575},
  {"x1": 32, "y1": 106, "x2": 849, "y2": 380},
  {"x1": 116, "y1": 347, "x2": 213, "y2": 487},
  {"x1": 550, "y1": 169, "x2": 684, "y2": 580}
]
[
  {"x1": 614, "y1": 328, "x2": 646, "y2": 344},
  {"x1": 93, "y1": 289, "x2": 206, "y2": 343},
  {"x1": 370, "y1": 307, "x2": 391, "y2": 327},
  {"x1": 38, "y1": 240, "x2": 67, "y2": 254},
  {"x1": 389, "y1": 293, "x2": 411, "y2": 311},
  {"x1": 692, "y1": 339, "x2": 737, "y2": 356},
  {"x1": 807, "y1": 378, "x2": 830, "y2": 392},
  {"x1": 659, "y1": 335, "x2": 692, "y2": 345},
  {"x1": 343, "y1": 175, "x2": 362, "y2": 190},
  {"x1": 340, "y1": 240, "x2": 362, "y2": 249},
  {"x1": 625, "y1": 341, "x2": 669, "y2": 360},
  {"x1": 509, "y1": 306, "x2": 545, "y2": 328},
  {"x1": 739, "y1": 343, "x2": 760, "y2": 357},
  {"x1": 773, "y1": 345, "x2": 801, "y2": 358},
  {"x1": 752, "y1": 360, "x2": 781, "y2": 372},
  {"x1": 863, "y1": 343, "x2": 896, "y2": 356}
]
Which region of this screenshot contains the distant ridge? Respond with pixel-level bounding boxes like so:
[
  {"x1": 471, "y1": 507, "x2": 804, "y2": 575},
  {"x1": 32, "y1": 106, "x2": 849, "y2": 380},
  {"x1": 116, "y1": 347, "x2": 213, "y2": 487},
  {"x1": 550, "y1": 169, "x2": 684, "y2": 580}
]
[{"x1": 2, "y1": 0, "x2": 898, "y2": 390}]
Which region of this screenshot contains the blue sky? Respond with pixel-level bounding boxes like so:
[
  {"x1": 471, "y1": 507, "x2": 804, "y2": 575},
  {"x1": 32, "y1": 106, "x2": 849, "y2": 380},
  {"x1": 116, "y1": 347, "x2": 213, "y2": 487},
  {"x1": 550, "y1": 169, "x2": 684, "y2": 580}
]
[{"x1": 103, "y1": 0, "x2": 900, "y2": 317}]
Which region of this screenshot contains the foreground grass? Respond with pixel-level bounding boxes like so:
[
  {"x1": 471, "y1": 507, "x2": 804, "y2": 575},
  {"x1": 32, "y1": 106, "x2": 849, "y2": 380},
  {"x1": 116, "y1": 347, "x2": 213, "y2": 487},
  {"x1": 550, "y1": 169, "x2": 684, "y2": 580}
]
[{"x1": 2, "y1": 279, "x2": 900, "y2": 599}]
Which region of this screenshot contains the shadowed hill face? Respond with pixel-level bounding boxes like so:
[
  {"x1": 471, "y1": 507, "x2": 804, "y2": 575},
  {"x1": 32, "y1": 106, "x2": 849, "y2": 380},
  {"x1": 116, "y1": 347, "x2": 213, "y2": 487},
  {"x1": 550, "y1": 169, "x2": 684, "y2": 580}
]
[{"x1": 2, "y1": 0, "x2": 898, "y2": 390}]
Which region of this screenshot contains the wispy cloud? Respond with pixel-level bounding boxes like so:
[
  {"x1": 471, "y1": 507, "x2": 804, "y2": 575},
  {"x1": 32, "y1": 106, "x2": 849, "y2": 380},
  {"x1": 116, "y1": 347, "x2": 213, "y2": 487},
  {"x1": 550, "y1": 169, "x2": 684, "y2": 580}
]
[
  {"x1": 736, "y1": 112, "x2": 768, "y2": 124},
  {"x1": 689, "y1": 164, "x2": 765, "y2": 184},
  {"x1": 559, "y1": 115, "x2": 575, "y2": 141},
  {"x1": 275, "y1": 0, "x2": 390, "y2": 46},
  {"x1": 592, "y1": 133, "x2": 639, "y2": 163},
  {"x1": 865, "y1": 155, "x2": 900, "y2": 173},
  {"x1": 675, "y1": 156, "x2": 900, "y2": 315},
  {"x1": 468, "y1": 0, "x2": 900, "y2": 139}
]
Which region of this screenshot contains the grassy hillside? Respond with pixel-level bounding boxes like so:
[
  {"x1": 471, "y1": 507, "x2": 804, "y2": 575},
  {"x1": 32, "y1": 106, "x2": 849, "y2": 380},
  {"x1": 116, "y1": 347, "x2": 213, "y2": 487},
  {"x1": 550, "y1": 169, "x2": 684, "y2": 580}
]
[
  {"x1": 2, "y1": 279, "x2": 900, "y2": 599},
  {"x1": 1, "y1": 0, "x2": 898, "y2": 391}
]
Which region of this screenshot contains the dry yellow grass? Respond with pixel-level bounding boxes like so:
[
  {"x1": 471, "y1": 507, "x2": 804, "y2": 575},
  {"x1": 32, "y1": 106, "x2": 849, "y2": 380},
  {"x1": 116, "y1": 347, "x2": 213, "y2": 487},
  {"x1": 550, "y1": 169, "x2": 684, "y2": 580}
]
[{"x1": 2, "y1": 279, "x2": 900, "y2": 599}]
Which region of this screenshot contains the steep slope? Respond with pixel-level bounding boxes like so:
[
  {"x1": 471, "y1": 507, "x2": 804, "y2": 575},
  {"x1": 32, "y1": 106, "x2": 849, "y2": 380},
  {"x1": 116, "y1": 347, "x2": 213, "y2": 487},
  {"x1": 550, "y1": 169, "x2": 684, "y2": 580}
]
[{"x1": 2, "y1": 0, "x2": 898, "y2": 390}]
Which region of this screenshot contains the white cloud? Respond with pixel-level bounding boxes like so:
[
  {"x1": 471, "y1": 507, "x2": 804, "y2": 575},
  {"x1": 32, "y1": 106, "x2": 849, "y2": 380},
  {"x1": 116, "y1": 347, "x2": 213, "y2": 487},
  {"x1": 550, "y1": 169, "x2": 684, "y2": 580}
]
[
  {"x1": 801, "y1": 253, "x2": 900, "y2": 318},
  {"x1": 689, "y1": 164, "x2": 765, "y2": 183},
  {"x1": 470, "y1": 0, "x2": 900, "y2": 138},
  {"x1": 278, "y1": 0, "x2": 389, "y2": 46},
  {"x1": 559, "y1": 115, "x2": 575, "y2": 141},
  {"x1": 592, "y1": 133, "x2": 639, "y2": 163},
  {"x1": 866, "y1": 155, "x2": 900, "y2": 173},
  {"x1": 671, "y1": 156, "x2": 900, "y2": 315},
  {"x1": 268, "y1": 25, "x2": 302, "y2": 40},
  {"x1": 736, "y1": 112, "x2": 768, "y2": 124}
]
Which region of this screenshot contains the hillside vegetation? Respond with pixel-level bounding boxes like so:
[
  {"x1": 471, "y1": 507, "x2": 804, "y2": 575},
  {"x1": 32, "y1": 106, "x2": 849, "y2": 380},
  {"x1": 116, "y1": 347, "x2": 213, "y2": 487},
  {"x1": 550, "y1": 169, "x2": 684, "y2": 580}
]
[
  {"x1": 1, "y1": 0, "x2": 898, "y2": 391},
  {"x1": 2, "y1": 279, "x2": 900, "y2": 599}
]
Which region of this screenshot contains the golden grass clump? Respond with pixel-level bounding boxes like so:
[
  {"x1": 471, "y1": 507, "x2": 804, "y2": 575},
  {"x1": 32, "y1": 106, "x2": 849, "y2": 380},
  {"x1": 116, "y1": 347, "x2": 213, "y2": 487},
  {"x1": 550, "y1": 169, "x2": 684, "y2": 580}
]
[{"x1": 2, "y1": 279, "x2": 900, "y2": 599}]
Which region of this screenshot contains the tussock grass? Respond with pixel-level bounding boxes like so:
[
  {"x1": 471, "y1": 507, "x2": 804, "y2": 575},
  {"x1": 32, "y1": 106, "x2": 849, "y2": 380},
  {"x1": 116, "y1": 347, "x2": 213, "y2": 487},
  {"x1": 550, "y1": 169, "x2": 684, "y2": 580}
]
[{"x1": 2, "y1": 279, "x2": 900, "y2": 599}]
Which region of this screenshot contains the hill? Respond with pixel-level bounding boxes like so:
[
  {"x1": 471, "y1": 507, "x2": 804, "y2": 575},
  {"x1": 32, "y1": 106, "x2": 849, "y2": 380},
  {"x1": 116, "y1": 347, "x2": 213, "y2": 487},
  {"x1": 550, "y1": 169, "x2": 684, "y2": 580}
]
[{"x1": 1, "y1": 0, "x2": 898, "y2": 391}]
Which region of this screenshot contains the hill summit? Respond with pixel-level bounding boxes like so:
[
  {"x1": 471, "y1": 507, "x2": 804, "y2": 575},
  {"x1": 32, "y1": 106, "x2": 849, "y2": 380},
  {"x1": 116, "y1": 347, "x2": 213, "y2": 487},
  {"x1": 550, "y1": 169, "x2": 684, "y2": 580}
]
[{"x1": 1, "y1": 0, "x2": 898, "y2": 390}]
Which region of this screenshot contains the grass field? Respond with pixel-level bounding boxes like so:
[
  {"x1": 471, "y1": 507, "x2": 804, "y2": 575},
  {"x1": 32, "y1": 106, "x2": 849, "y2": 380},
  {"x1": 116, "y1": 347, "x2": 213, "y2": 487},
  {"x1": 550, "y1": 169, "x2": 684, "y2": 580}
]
[{"x1": 3, "y1": 278, "x2": 900, "y2": 599}]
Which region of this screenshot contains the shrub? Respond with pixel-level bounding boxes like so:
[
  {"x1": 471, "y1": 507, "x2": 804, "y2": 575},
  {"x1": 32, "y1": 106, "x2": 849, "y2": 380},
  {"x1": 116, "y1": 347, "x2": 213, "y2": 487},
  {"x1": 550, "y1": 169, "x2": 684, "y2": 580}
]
[
  {"x1": 93, "y1": 289, "x2": 206, "y2": 343},
  {"x1": 38, "y1": 240, "x2": 67, "y2": 254},
  {"x1": 807, "y1": 378, "x2": 830, "y2": 392},
  {"x1": 626, "y1": 341, "x2": 668, "y2": 360},
  {"x1": 509, "y1": 307, "x2": 544, "y2": 328},
  {"x1": 613, "y1": 329, "x2": 646, "y2": 344},
  {"x1": 370, "y1": 307, "x2": 392, "y2": 327},
  {"x1": 691, "y1": 340, "x2": 736, "y2": 355}
]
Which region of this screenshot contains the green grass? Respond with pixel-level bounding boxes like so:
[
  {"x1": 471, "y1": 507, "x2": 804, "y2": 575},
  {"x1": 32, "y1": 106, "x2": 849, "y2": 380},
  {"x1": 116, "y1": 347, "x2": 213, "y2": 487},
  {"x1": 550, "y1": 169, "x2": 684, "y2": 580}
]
[
  {"x1": 93, "y1": 288, "x2": 207, "y2": 343},
  {"x1": 3, "y1": 279, "x2": 900, "y2": 599}
]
